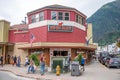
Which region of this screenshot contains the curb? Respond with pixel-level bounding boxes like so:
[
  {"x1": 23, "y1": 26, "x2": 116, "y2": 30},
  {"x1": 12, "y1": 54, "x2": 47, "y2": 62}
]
[
  {"x1": 0, "y1": 69, "x2": 38, "y2": 79},
  {"x1": 0, "y1": 68, "x2": 70, "y2": 80},
  {"x1": 0, "y1": 69, "x2": 56, "y2": 80}
]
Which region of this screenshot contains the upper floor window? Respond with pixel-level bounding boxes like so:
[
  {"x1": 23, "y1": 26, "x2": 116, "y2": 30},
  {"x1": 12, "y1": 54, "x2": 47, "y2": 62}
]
[
  {"x1": 76, "y1": 14, "x2": 84, "y2": 25},
  {"x1": 36, "y1": 14, "x2": 39, "y2": 22},
  {"x1": 51, "y1": 11, "x2": 57, "y2": 20},
  {"x1": 51, "y1": 11, "x2": 69, "y2": 21},
  {"x1": 64, "y1": 12, "x2": 69, "y2": 21},
  {"x1": 82, "y1": 18, "x2": 85, "y2": 25},
  {"x1": 58, "y1": 12, "x2": 63, "y2": 20},
  {"x1": 39, "y1": 12, "x2": 44, "y2": 21},
  {"x1": 31, "y1": 11, "x2": 44, "y2": 23},
  {"x1": 31, "y1": 15, "x2": 36, "y2": 23}
]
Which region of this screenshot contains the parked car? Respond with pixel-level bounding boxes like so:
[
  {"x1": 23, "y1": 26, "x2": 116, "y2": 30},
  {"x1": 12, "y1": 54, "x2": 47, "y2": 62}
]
[
  {"x1": 98, "y1": 51, "x2": 109, "y2": 64},
  {"x1": 105, "y1": 57, "x2": 120, "y2": 68},
  {"x1": 101, "y1": 56, "x2": 110, "y2": 65}
]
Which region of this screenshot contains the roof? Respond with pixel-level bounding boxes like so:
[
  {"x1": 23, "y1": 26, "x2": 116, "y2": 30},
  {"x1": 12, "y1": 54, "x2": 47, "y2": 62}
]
[
  {"x1": 27, "y1": 4, "x2": 86, "y2": 18},
  {"x1": 42, "y1": 4, "x2": 74, "y2": 9},
  {"x1": 10, "y1": 24, "x2": 28, "y2": 30}
]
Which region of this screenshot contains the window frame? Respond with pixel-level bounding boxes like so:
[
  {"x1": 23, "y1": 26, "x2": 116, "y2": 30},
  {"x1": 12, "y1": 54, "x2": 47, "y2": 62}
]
[
  {"x1": 39, "y1": 11, "x2": 44, "y2": 21},
  {"x1": 58, "y1": 12, "x2": 63, "y2": 20},
  {"x1": 51, "y1": 11, "x2": 57, "y2": 20},
  {"x1": 76, "y1": 14, "x2": 84, "y2": 25},
  {"x1": 64, "y1": 12, "x2": 70, "y2": 21},
  {"x1": 31, "y1": 15, "x2": 36, "y2": 23}
]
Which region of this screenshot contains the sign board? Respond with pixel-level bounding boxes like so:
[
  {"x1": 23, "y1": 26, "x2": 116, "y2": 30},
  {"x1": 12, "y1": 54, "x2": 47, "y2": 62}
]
[{"x1": 48, "y1": 25, "x2": 73, "y2": 32}]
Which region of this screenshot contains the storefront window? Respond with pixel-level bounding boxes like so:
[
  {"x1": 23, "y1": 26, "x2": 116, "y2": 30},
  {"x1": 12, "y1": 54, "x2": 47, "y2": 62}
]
[{"x1": 53, "y1": 51, "x2": 68, "y2": 56}]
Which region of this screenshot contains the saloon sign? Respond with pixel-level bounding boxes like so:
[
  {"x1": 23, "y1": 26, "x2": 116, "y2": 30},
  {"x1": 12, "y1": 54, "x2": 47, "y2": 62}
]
[{"x1": 48, "y1": 22, "x2": 73, "y2": 32}]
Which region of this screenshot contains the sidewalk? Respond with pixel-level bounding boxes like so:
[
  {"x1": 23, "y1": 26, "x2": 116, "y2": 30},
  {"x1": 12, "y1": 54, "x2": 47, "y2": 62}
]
[{"x1": 0, "y1": 64, "x2": 81, "y2": 80}]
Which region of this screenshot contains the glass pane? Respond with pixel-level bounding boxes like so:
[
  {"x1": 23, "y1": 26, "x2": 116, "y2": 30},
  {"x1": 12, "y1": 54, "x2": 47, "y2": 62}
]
[
  {"x1": 65, "y1": 17, "x2": 69, "y2": 20},
  {"x1": 64, "y1": 13, "x2": 69, "y2": 20},
  {"x1": 58, "y1": 12, "x2": 63, "y2": 20},
  {"x1": 31, "y1": 15, "x2": 35, "y2": 23},
  {"x1": 39, "y1": 12, "x2": 44, "y2": 21},
  {"x1": 76, "y1": 15, "x2": 78, "y2": 22},
  {"x1": 51, "y1": 11, "x2": 57, "y2": 20},
  {"x1": 65, "y1": 13, "x2": 69, "y2": 16}
]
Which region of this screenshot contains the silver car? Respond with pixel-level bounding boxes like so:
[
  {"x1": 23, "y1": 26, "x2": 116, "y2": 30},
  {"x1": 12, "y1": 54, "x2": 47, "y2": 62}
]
[{"x1": 105, "y1": 57, "x2": 120, "y2": 68}]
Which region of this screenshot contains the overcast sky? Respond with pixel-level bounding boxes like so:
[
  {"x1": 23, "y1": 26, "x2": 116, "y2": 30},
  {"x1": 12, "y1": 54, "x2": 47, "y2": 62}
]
[{"x1": 0, "y1": 0, "x2": 115, "y2": 25}]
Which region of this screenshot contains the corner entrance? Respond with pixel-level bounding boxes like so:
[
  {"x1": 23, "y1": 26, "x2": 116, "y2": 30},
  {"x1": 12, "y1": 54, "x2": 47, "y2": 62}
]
[{"x1": 50, "y1": 48, "x2": 71, "y2": 72}]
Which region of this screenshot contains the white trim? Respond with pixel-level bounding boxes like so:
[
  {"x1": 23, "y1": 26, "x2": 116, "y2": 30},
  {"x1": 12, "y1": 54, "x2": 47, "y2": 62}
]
[{"x1": 28, "y1": 20, "x2": 86, "y2": 31}]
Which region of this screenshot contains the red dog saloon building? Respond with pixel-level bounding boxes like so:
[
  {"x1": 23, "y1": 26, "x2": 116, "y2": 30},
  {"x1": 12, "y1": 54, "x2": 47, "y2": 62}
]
[{"x1": 1, "y1": 4, "x2": 96, "y2": 67}]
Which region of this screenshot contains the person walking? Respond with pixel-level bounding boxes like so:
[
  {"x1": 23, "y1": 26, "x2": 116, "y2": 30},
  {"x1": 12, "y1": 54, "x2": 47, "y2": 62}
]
[
  {"x1": 25, "y1": 56, "x2": 29, "y2": 67},
  {"x1": 17, "y1": 56, "x2": 21, "y2": 67},
  {"x1": 27, "y1": 59, "x2": 35, "y2": 74},
  {"x1": 81, "y1": 56, "x2": 85, "y2": 71},
  {"x1": 66, "y1": 54, "x2": 71, "y2": 71},
  {"x1": 7, "y1": 55, "x2": 10, "y2": 64},
  {"x1": 0, "y1": 55, "x2": 3, "y2": 67},
  {"x1": 40, "y1": 53, "x2": 46, "y2": 75},
  {"x1": 13, "y1": 56, "x2": 17, "y2": 66}
]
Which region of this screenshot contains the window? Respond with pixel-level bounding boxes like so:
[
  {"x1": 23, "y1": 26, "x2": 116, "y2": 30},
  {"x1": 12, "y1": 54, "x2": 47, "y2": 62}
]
[
  {"x1": 64, "y1": 12, "x2": 69, "y2": 20},
  {"x1": 76, "y1": 14, "x2": 83, "y2": 25},
  {"x1": 51, "y1": 11, "x2": 70, "y2": 21},
  {"x1": 82, "y1": 18, "x2": 85, "y2": 25},
  {"x1": 31, "y1": 15, "x2": 35, "y2": 23},
  {"x1": 53, "y1": 51, "x2": 68, "y2": 56},
  {"x1": 51, "y1": 11, "x2": 57, "y2": 20},
  {"x1": 58, "y1": 12, "x2": 63, "y2": 20},
  {"x1": 39, "y1": 12, "x2": 44, "y2": 21},
  {"x1": 76, "y1": 15, "x2": 78, "y2": 23},
  {"x1": 36, "y1": 14, "x2": 39, "y2": 22}
]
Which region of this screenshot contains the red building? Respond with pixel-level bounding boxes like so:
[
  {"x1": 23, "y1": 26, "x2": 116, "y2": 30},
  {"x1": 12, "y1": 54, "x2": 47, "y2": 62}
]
[{"x1": 0, "y1": 5, "x2": 96, "y2": 69}]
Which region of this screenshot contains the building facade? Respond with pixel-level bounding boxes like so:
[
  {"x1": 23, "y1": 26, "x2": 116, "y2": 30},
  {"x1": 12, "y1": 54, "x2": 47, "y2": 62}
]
[{"x1": 0, "y1": 5, "x2": 96, "y2": 68}]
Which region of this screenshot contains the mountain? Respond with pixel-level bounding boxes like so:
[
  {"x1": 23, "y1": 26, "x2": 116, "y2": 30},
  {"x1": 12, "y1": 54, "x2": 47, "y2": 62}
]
[{"x1": 87, "y1": 0, "x2": 120, "y2": 46}]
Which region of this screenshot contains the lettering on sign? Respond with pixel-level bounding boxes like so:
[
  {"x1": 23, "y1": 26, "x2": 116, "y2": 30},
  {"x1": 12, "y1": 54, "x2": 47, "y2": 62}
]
[{"x1": 48, "y1": 25, "x2": 73, "y2": 32}]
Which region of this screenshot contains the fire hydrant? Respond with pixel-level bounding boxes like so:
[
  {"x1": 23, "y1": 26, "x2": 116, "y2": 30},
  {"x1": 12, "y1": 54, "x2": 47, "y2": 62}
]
[{"x1": 56, "y1": 65, "x2": 61, "y2": 76}]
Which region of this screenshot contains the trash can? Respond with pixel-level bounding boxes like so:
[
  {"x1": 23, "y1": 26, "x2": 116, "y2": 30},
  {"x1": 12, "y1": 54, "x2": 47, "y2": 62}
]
[{"x1": 71, "y1": 61, "x2": 80, "y2": 76}]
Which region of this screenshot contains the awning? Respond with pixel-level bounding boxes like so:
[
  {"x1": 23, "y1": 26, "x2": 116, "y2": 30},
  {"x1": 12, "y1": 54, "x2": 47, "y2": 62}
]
[
  {"x1": 18, "y1": 42, "x2": 97, "y2": 50},
  {"x1": 0, "y1": 42, "x2": 14, "y2": 45}
]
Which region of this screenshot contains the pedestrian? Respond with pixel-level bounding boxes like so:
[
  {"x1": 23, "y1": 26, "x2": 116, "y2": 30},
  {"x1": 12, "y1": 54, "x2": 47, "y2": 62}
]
[
  {"x1": 13, "y1": 56, "x2": 17, "y2": 66},
  {"x1": 0, "y1": 55, "x2": 3, "y2": 67},
  {"x1": 66, "y1": 54, "x2": 71, "y2": 71},
  {"x1": 17, "y1": 56, "x2": 21, "y2": 67},
  {"x1": 27, "y1": 59, "x2": 35, "y2": 74},
  {"x1": 40, "y1": 53, "x2": 46, "y2": 75},
  {"x1": 24, "y1": 56, "x2": 29, "y2": 67},
  {"x1": 11, "y1": 56, "x2": 14, "y2": 66},
  {"x1": 7, "y1": 55, "x2": 10, "y2": 64},
  {"x1": 81, "y1": 56, "x2": 85, "y2": 71}
]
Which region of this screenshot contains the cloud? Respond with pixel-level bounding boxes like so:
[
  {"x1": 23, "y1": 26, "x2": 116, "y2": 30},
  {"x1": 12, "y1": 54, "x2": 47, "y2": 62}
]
[{"x1": 0, "y1": 0, "x2": 115, "y2": 25}]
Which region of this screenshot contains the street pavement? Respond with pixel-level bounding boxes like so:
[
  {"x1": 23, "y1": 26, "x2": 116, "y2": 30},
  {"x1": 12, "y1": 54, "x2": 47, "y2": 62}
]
[{"x1": 0, "y1": 60, "x2": 120, "y2": 80}]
